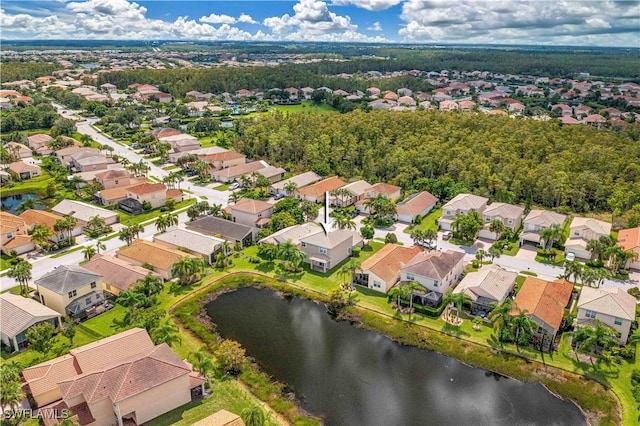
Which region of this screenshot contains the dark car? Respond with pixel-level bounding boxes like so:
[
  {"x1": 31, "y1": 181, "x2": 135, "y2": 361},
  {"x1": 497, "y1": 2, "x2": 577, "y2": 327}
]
[
  {"x1": 186, "y1": 170, "x2": 198, "y2": 177},
  {"x1": 274, "y1": 193, "x2": 285, "y2": 200},
  {"x1": 350, "y1": 209, "x2": 360, "y2": 218}
]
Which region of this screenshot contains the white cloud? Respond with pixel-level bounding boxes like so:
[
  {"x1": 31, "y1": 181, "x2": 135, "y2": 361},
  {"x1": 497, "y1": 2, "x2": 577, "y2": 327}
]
[
  {"x1": 238, "y1": 13, "x2": 257, "y2": 24},
  {"x1": 399, "y1": 0, "x2": 640, "y2": 46},
  {"x1": 331, "y1": 0, "x2": 402, "y2": 11},
  {"x1": 67, "y1": 0, "x2": 146, "y2": 21},
  {"x1": 263, "y1": 0, "x2": 357, "y2": 36},
  {"x1": 368, "y1": 21, "x2": 382, "y2": 31},
  {"x1": 200, "y1": 13, "x2": 237, "y2": 25}
]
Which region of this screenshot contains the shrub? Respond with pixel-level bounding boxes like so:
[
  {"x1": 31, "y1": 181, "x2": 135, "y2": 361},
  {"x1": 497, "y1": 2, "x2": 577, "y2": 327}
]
[
  {"x1": 215, "y1": 339, "x2": 246, "y2": 375},
  {"x1": 628, "y1": 287, "x2": 640, "y2": 300},
  {"x1": 142, "y1": 200, "x2": 152, "y2": 211},
  {"x1": 351, "y1": 246, "x2": 361, "y2": 257},
  {"x1": 384, "y1": 233, "x2": 398, "y2": 244}
]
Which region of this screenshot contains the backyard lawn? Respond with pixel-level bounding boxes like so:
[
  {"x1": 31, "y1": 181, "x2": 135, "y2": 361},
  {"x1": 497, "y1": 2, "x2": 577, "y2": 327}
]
[{"x1": 403, "y1": 207, "x2": 441, "y2": 234}]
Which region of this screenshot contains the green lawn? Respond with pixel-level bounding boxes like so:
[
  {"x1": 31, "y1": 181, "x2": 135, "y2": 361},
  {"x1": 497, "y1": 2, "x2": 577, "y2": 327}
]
[
  {"x1": 272, "y1": 101, "x2": 337, "y2": 114},
  {"x1": 118, "y1": 199, "x2": 196, "y2": 226},
  {"x1": 1, "y1": 254, "x2": 14, "y2": 271},
  {"x1": 403, "y1": 207, "x2": 442, "y2": 234},
  {"x1": 212, "y1": 183, "x2": 231, "y2": 191},
  {"x1": 0, "y1": 171, "x2": 56, "y2": 197}
]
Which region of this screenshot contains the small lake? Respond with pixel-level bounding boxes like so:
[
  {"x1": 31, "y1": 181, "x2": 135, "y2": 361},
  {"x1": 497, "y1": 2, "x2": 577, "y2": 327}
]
[
  {"x1": 0, "y1": 193, "x2": 46, "y2": 214},
  {"x1": 207, "y1": 287, "x2": 586, "y2": 426}
]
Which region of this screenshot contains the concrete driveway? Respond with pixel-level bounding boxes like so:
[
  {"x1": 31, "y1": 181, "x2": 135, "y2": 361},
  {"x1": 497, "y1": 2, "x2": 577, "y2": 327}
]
[{"x1": 515, "y1": 245, "x2": 538, "y2": 261}]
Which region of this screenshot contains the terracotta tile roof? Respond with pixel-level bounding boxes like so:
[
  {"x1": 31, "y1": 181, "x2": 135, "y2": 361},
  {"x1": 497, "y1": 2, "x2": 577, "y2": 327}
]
[
  {"x1": 9, "y1": 161, "x2": 40, "y2": 173},
  {"x1": 117, "y1": 239, "x2": 197, "y2": 270},
  {"x1": 22, "y1": 355, "x2": 81, "y2": 399},
  {"x1": 192, "y1": 409, "x2": 246, "y2": 426},
  {"x1": 397, "y1": 191, "x2": 439, "y2": 217},
  {"x1": 513, "y1": 277, "x2": 573, "y2": 332},
  {"x1": 95, "y1": 169, "x2": 131, "y2": 180},
  {"x1": 25, "y1": 134, "x2": 53, "y2": 146},
  {"x1": 297, "y1": 176, "x2": 346, "y2": 198},
  {"x1": 371, "y1": 182, "x2": 401, "y2": 198},
  {"x1": 19, "y1": 209, "x2": 65, "y2": 231},
  {"x1": 81, "y1": 254, "x2": 161, "y2": 292},
  {"x1": 166, "y1": 188, "x2": 183, "y2": 199},
  {"x1": 401, "y1": 249, "x2": 465, "y2": 280},
  {"x1": 200, "y1": 151, "x2": 245, "y2": 162},
  {"x1": 40, "y1": 401, "x2": 95, "y2": 426},
  {"x1": 360, "y1": 244, "x2": 422, "y2": 285},
  {"x1": 98, "y1": 185, "x2": 131, "y2": 201},
  {"x1": 618, "y1": 227, "x2": 640, "y2": 251},
  {"x1": 0, "y1": 211, "x2": 26, "y2": 234},
  {"x1": 4, "y1": 234, "x2": 32, "y2": 249},
  {"x1": 231, "y1": 198, "x2": 273, "y2": 214},
  {"x1": 127, "y1": 182, "x2": 166, "y2": 195}
]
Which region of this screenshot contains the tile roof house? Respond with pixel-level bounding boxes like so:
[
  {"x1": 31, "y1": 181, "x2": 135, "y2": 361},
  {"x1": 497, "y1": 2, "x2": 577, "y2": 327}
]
[
  {"x1": 116, "y1": 240, "x2": 198, "y2": 280},
  {"x1": 520, "y1": 209, "x2": 568, "y2": 246},
  {"x1": 395, "y1": 191, "x2": 439, "y2": 224},
  {"x1": 259, "y1": 223, "x2": 323, "y2": 246},
  {"x1": 229, "y1": 198, "x2": 274, "y2": 228},
  {"x1": 256, "y1": 166, "x2": 286, "y2": 184},
  {"x1": 512, "y1": 277, "x2": 574, "y2": 349},
  {"x1": 5, "y1": 141, "x2": 32, "y2": 158},
  {"x1": 356, "y1": 182, "x2": 403, "y2": 213},
  {"x1": 478, "y1": 202, "x2": 525, "y2": 241},
  {"x1": 23, "y1": 133, "x2": 54, "y2": 154},
  {"x1": 95, "y1": 169, "x2": 145, "y2": 189},
  {"x1": 0, "y1": 292, "x2": 61, "y2": 352},
  {"x1": 438, "y1": 193, "x2": 489, "y2": 231},
  {"x1": 52, "y1": 199, "x2": 119, "y2": 226},
  {"x1": 453, "y1": 264, "x2": 518, "y2": 315},
  {"x1": 124, "y1": 182, "x2": 169, "y2": 210},
  {"x1": 300, "y1": 227, "x2": 363, "y2": 272},
  {"x1": 618, "y1": 227, "x2": 640, "y2": 270},
  {"x1": 269, "y1": 171, "x2": 322, "y2": 196},
  {"x1": 0, "y1": 211, "x2": 34, "y2": 255},
  {"x1": 20, "y1": 209, "x2": 83, "y2": 243},
  {"x1": 355, "y1": 244, "x2": 422, "y2": 293},
  {"x1": 35, "y1": 265, "x2": 104, "y2": 319},
  {"x1": 23, "y1": 328, "x2": 204, "y2": 425},
  {"x1": 200, "y1": 151, "x2": 246, "y2": 171},
  {"x1": 577, "y1": 287, "x2": 636, "y2": 344},
  {"x1": 154, "y1": 227, "x2": 225, "y2": 264},
  {"x1": 400, "y1": 249, "x2": 466, "y2": 296},
  {"x1": 564, "y1": 217, "x2": 612, "y2": 260},
  {"x1": 297, "y1": 176, "x2": 346, "y2": 203},
  {"x1": 188, "y1": 216, "x2": 257, "y2": 248},
  {"x1": 9, "y1": 160, "x2": 41, "y2": 180},
  {"x1": 331, "y1": 180, "x2": 371, "y2": 207},
  {"x1": 212, "y1": 161, "x2": 268, "y2": 183},
  {"x1": 81, "y1": 254, "x2": 162, "y2": 296}
]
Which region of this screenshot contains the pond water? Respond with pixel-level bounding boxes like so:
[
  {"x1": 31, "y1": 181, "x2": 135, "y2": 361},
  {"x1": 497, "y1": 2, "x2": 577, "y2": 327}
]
[
  {"x1": 206, "y1": 287, "x2": 586, "y2": 426},
  {"x1": 0, "y1": 193, "x2": 46, "y2": 214}
]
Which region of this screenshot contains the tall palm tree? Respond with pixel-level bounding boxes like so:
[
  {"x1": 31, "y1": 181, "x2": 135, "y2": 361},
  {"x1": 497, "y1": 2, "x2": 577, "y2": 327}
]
[
  {"x1": 190, "y1": 345, "x2": 216, "y2": 377},
  {"x1": 117, "y1": 290, "x2": 146, "y2": 317},
  {"x1": 7, "y1": 259, "x2": 32, "y2": 296},
  {"x1": 488, "y1": 298, "x2": 515, "y2": 342},
  {"x1": 442, "y1": 290, "x2": 472, "y2": 322},
  {"x1": 332, "y1": 213, "x2": 356, "y2": 230},
  {"x1": 424, "y1": 229, "x2": 438, "y2": 245},
  {"x1": 489, "y1": 219, "x2": 506, "y2": 239},
  {"x1": 86, "y1": 215, "x2": 107, "y2": 234},
  {"x1": 283, "y1": 181, "x2": 298, "y2": 197},
  {"x1": 130, "y1": 223, "x2": 144, "y2": 239},
  {"x1": 31, "y1": 223, "x2": 53, "y2": 251},
  {"x1": 580, "y1": 267, "x2": 598, "y2": 287},
  {"x1": 277, "y1": 239, "x2": 306, "y2": 272},
  {"x1": 339, "y1": 259, "x2": 361, "y2": 290},
  {"x1": 172, "y1": 257, "x2": 206, "y2": 285},
  {"x1": 257, "y1": 242, "x2": 279, "y2": 261},
  {"x1": 150, "y1": 319, "x2": 181, "y2": 346},
  {"x1": 82, "y1": 246, "x2": 96, "y2": 261},
  {"x1": 512, "y1": 309, "x2": 535, "y2": 347},
  {"x1": 401, "y1": 280, "x2": 425, "y2": 310},
  {"x1": 209, "y1": 203, "x2": 223, "y2": 217},
  {"x1": 137, "y1": 274, "x2": 164, "y2": 297},
  {"x1": 241, "y1": 406, "x2": 266, "y2": 426},
  {"x1": 410, "y1": 229, "x2": 426, "y2": 247},
  {"x1": 0, "y1": 376, "x2": 24, "y2": 413},
  {"x1": 118, "y1": 227, "x2": 136, "y2": 246},
  {"x1": 62, "y1": 215, "x2": 77, "y2": 244},
  {"x1": 540, "y1": 224, "x2": 562, "y2": 251},
  {"x1": 475, "y1": 249, "x2": 487, "y2": 266},
  {"x1": 573, "y1": 320, "x2": 619, "y2": 365},
  {"x1": 95, "y1": 240, "x2": 106, "y2": 254},
  {"x1": 488, "y1": 246, "x2": 502, "y2": 262},
  {"x1": 388, "y1": 285, "x2": 408, "y2": 310},
  {"x1": 563, "y1": 260, "x2": 583, "y2": 283}
]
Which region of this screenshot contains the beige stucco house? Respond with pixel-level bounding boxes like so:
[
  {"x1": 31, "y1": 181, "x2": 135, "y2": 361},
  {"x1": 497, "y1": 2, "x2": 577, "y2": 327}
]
[
  {"x1": 453, "y1": 264, "x2": 518, "y2": 315},
  {"x1": 577, "y1": 287, "x2": 636, "y2": 344},
  {"x1": 300, "y1": 227, "x2": 363, "y2": 272},
  {"x1": 0, "y1": 292, "x2": 61, "y2": 352},
  {"x1": 617, "y1": 227, "x2": 640, "y2": 270},
  {"x1": 438, "y1": 193, "x2": 489, "y2": 231},
  {"x1": 9, "y1": 160, "x2": 41, "y2": 180},
  {"x1": 297, "y1": 176, "x2": 346, "y2": 203},
  {"x1": 116, "y1": 239, "x2": 198, "y2": 280},
  {"x1": 565, "y1": 217, "x2": 612, "y2": 260},
  {"x1": 35, "y1": 265, "x2": 104, "y2": 319},
  {"x1": 519, "y1": 209, "x2": 568, "y2": 246},
  {"x1": 81, "y1": 254, "x2": 162, "y2": 296},
  {"x1": 355, "y1": 244, "x2": 422, "y2": 293},
  {"x1": 154, "y1": 227, "x2": 224, "y2": 265},
  {"x1": 270, "y1": 171, "x2": 322, "y2": 197},
  {"x1": 125, "y1": 182, "x2": 169, "y2": 209},
  {"x1": 399, "y1": 249, "x2": 466, "y2": 295},
  {"x1": 478, "y1": 202, "x2": 525, "y2": 240},
  {"x1": 229, "y1": 198, "x2": 274, "y2": 228},
  {"x1": 95, "y1": 169, "x2": 145, "y2": 189},
  {"x1": 0, "y1": 211, "x2": 34, "y2": 255},
  {"x1": 20, "y1": 209, "x2": 83, "y2": 243},
  {"x1": 395, "y1": 191, "x2": 439, "y2": 224}
]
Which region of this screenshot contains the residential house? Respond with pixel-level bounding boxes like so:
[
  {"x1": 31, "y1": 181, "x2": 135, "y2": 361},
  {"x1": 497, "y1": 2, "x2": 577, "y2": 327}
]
[
  {"x1": 355, "y1": 244, "x2": 422, "y2": 293},
  {"x1": 35, "y1": 265, "x2": 105, "y2": 320},
  {"x1": 67, "y1": 149, "x2": 114, "y2": 173},
  {"x1": 297, "y1": 176, "x2": 346, "y2": 203},
  {"x1": 8, "y1": 160, "x2": 41, "y2": 180},
  {"x1": 505, "y1": 99, "x2": 525, "y2": 113},
  {"x1": 439, "y1": 100, "x2": 459, "y2": 111},
  {"x1": 200, "y1": 151, "x2": 246, "y2": 171},
  {"x1": 520, "y1": 209, "x2": 568, "y2": 246},
  {"x1": 559, "y1": 116, "x2": 581, "y2": 125},
  {"x1": 0, "y1": 211, "x2": 34, "y2": 255},
  {"x1": 269, "y1": 171, "x2": 322, "y2": 196},
  {"x1": 151, "y1": 127, "x2": 182, "y2": 140},
  {"x1": 396, "y1": 191, "x2": 439, "y2": 224},
  {"x1": 23, "y1": 328, "x2": 205, "y2": 424},
  {"x1": 574, "y1": 105, "x2": 593, "y2": 118},
  {"x1": 52, "y1": 199, "x2": 119, "y2": 227},
  {"x1": 116, "y1": 240, "x2": 198, "y2": 280},
  {"x1": 551, "y1": 104, "x2": 573, "y2": 117},
  {"x1": 0, "y1": 292, "x2": 61, "y2": 352},
  {"x1": 617, "y1": 227, "x2": 640, "y2": 270},
  {"x1": 229, "y1": 198, "x2": 274, "y2": 228},
  {"x1": 154, "y1": 227, "x2": 224, "y2": 264},
  {"x1": 100, "y1": 83, "x2": 117, "y2": 93},
  {"x1": 98, "y1": 185, "x2": 136, "y2": 206},
  {"x1": 212, "y1": 161, "x2": 268, "y2": 183},
  {"x1": 453, "y1": 264, "x2": 518, "y2": 315},
  {"x1": 438, "y1": 194, "x2": 489, "y2": 231},
  {"x1": 399, "y1": 250, "x2": 466, "y2": 298},
  {"x1": 81, "y1": 254, "x2": 162, "y2": 296},
  {"x1": 95, "y1": 169, "x2": 145, "y2": 189},
  {"x1": 356, "y1": 183, "x2": 403, "y2": 213},
  {"x1": 256, "y1": 166, "x2": 286, "y2": 184},
  {"x1": 159, "y1": 134, "x2": 202, "y2": 152},
  {"x1": 20, "y1": 209, "x2": 83, "y2": 243},
  {"x1": 565, "y1": 217, "x2": 612, "y2": 260},
  {"x1": 5, "y1": 142, "x2": 32, "y2": 158},
  {"x1": 23, "y1": 133, "x2": 54, "y2": 154},
  {"x1": 584, "y1": 114, "x2": 606, "y2": 127},
  {"x1": 397, "y1": 96, "x2": 416, "y2": 107},
  {"x1": 459, "y1": 100, "x2": 476, "y2": 111},
  {"x1": 300, "y1": 227, "x2": 363, "y2": 272},
  {"x1": 512, "y1": 277, "x2": 574, "y2": 349},
  {"x1": 187, "y1": 216, "x2": 257, "y2": 247},
  {"x1": 478, "y1": 202, "x2": 524, "y2": 240},
  {"x1": 331, "y1": 180, "x2": 371, "y2": 207},
  {"x1": 259, "y1": 223, "x2": 323, "y2": 246},
  {"x1": 120, "y1": 182, "x2": 173, "y2": 213},
  {"x1": 577, "y1": 287, "x2": 636, "y2": 344},
  {"x1": 56, "y1": 147, "x2": 100, "y2": 168}
]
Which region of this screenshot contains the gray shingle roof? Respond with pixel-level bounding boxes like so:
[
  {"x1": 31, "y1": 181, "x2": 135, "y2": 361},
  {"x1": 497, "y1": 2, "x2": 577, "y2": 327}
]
[
  {"x1": 187, "y1": 216, "x2": 255, "y2": 242},
  {"x1": 35, "y1": 265, "x2": 103, "y2": 294},
  {"x1": 0, "y1": 293, "x2": 60, "y2": 339}
]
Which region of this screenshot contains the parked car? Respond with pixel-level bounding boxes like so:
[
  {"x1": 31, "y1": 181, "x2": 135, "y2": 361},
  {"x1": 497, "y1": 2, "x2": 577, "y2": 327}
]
[
  {"x1": 442, "y1": 231, "x2": 452, "y2": 240},
  {"x1": 427, "y1": 239, "x2": 437, "y2": 249},
  {"x1": 228, "y1": 182, "x2": 240, "y2": 190},
  {"x1": 186, "y1": 170, "x2": 198, "y2": 177},
  {"x1": 274, "y1": 193, "x2": 285, "y2": 200},
  {"x1": 565, "y1": 252, "x2": 576, "y2": 262},
  {"x1": 350, "y1": 209, "x2": 359, "y2": 218}
]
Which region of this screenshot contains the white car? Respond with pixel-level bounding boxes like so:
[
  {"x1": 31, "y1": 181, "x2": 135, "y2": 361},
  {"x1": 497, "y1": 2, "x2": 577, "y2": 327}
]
[
  {"x1": 228, "y1": 182, "x2": 240, "y2": 190},
  {"x1": 565, "y1": 252, "x2": 576, "y2": 262}
]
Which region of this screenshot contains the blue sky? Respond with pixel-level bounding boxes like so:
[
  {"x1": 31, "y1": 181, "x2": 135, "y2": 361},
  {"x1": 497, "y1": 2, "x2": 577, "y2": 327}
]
[{"x1": 1, "y1": 1, "x2": 639, "y2": 46}]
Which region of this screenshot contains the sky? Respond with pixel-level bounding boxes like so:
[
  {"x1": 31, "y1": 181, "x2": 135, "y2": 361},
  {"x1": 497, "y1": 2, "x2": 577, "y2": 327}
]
[{"x1": 1, "y1": 0, "x2": 639, "y2": 47}]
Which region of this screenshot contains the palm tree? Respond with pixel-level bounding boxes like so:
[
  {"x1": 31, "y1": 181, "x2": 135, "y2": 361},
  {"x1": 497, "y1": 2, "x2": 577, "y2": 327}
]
[
  {"x1": 54, "y1": 215, "x2": 77, "y2": 245},
  {"x1": 424, "y1": 229, "x2": 438, "y2": 246},
  {"x1": 488, "y1": 246, "x2": 502, "y2": 262},
  {"x1": 593, "y1": 267, "x2": 611, "y2": 288},
  {"x1": 228, "y1": 191, "x2": 242, "y2": 204},
  {"x1": 339, "y1": 259, "x2": 361, "y2": 290},
  {"x1": 172, "y1": 257, "x2": 206, "y2": 285},
  {"x1": 15, "y1": 197, "x2": 36, "y2": 214},
  {"x1": 117, "y1": 289, "x2": 146, "y2": 318},
  {"x1": 0, "y1": 375, "x2": 24, "y2": 413},
  {"x1": 586, "y1": 238, "x2": 605, "y2": 261},
  {"x1": 155, "y1": 214, "x2": 169, "y2": 233},
  {"x1": 540, "y1": 224, "x2": 562, "y2": 251},
  {"x1": 94, "y1": 240, "x2": 106, "y2": 254},
  {"x1": 563, "y1": 260, "x2": 583, "y2": 283},
  {"x1": 488, "y1": 298, "x2": 515, "y2": 342},
  {"x1": 512, "y1": 309, "x2": 535, "y2": 347},
  {"x1": 31, "y1": 223, "x2": 53, "y2": 251},
  {"x1": 330, "y1": 187, "x2": 351, "y2": 207},
  {"x1": 300, "y1": 200, "x2": 319, "y2": 222},
  {"x1": 137, "y1": 274, "x2": 164, "y2": 297},
  {"x1": 209, "y1": 203, "x2": 223, "y2": 217},
  {"x1": 7, "y1": 259, "x2": 32, "y2": 296},
  {"x1": 573, "y1": 320, "x2": 619, "y2": 365},
  {"x1": 130, "y1": 224, "x2": 144, "y2": 239},
  {"x1": 410, "y1": 229, "x2": 426, "y2": 247},
  {"x1": 388, "y1": 285, "x2": 408, "y2": 310},
  {"x1": 241, "y1": 406, "x2": 266, "y2": 426},
  {"x1": 580, "y1": 267, "x2": 598, "y2": 287},
  {"x1": 283, "y1": 181, "x2": 298, "y2": 197},
  {"x1": 277, "y1": 240, "x2": 306, "y2": 272},
  {"x1": 364, "y1": 194, "x2": 397, "y2": 221},
  {"x1": 190, "y1": 345, "x2": 216, "y2": 378},
  {"x1": 187, "y1": 205, "x2": 202, "y2": 221},
  {"x1": 442, "y1": 290, "x2": 472, "y2": 322},
  {"x1": 150, "y1": 319, "x2": 181, "y2": 346},
  {"x1": 489, "y1": 219, "x2": 506, "y2": 239},
  {"x1": 118, "y1": 227, "x2": 136, "y2": 246},
  {"x1": 257, "y1": 242, "x2": 279, "y2": 261},
  {"x1": 332, "y1": 213, "x2": 356, "y2": 230},
  {"x1": 401, "y1": 280, "x2": 425, "y2": 310},
  {"x1": 86, "y1": 215, "x2": 107, "y2": 234},
  {"x1": 82, "y1": 246, "x2": 96, "y2": 261},
  {"x1": 475, "y1": 249, "x2": 487, "y2": 266}
]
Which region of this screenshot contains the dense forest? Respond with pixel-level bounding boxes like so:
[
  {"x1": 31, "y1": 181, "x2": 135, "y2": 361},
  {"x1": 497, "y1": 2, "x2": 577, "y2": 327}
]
[
  {"x1": 231, "y1": 110, "x2": 640, "y2": 214},
  {"x1": 0, "y1": 62, "x2": 60, "y2": 83}
]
